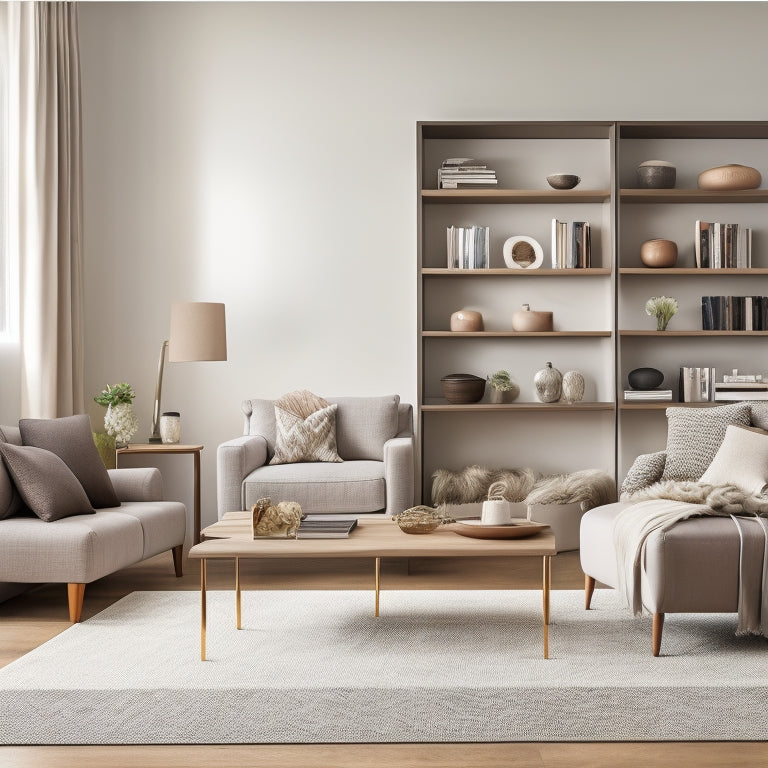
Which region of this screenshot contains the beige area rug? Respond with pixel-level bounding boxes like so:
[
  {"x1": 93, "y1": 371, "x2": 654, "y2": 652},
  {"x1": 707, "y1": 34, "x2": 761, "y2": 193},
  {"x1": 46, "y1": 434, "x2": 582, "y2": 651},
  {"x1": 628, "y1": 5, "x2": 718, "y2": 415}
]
[{"x1": 0, "y1": 589, "x2": 765, "y2": 744}]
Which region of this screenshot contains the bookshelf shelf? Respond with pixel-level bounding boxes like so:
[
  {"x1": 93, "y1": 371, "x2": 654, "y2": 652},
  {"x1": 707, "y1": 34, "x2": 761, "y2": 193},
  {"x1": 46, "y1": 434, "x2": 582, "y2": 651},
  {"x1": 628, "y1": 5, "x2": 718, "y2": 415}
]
[
  {"x1": 421, "y1": 189, "x2": 611, "y2": 204},
  {"x1": 620, "y1": 188, "x2": 768, "y2": 204},
  {"x1": 423, "y1": 401, "x2": 615, "y2": 413},
  {"x1": 619, "y1": 268, "x2": 768, "y2": 276},
  {"x1": 619, "y1": 330, "x2": 768, "y2": 337},
  {"x1": 422, "y1": 268, "x2": 612, "y2": 277},
  {"x1": 423, "y1": 331, "x2": 611, "y2": 338}
]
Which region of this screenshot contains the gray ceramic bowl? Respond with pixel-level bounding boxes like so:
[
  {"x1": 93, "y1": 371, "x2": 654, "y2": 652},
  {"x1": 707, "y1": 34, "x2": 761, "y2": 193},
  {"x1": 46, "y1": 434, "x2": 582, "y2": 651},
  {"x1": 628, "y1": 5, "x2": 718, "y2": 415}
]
[
  {"x1": 627, "y1": 367, "x2": 664, "y2": 390},
  {"x1": 636, "y1": 161, "x2": 676, "y2": 189},
  {"x1": 546, "y1": 173, "x2": 580, "y2": 190}
]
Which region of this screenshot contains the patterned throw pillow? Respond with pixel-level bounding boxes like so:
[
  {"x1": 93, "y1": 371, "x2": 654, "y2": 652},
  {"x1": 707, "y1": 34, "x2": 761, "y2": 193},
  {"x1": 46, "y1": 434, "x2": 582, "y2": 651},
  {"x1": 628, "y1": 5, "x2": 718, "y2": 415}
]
[
  {"x1": 268, "y1": 391, "x2": 343, "y2": 465},
  {"x1": 661, "y1": 403, "x2": 752, "y2": 482},
  {"x1": 620, "y1": 451, "x2": 667, "y2": 498}
]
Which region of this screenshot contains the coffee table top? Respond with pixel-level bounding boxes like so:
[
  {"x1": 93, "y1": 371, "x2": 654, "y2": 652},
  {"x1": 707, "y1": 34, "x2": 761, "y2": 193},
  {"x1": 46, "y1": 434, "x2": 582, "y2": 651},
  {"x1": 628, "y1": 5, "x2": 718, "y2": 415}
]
[{"x1": 189, "y1": 511, "x2": 556, "y2": 560}]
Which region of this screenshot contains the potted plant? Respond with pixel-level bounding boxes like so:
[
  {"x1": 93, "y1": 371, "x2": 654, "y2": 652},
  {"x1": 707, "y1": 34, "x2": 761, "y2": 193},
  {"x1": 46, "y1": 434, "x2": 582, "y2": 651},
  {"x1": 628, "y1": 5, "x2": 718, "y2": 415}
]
[
  {"x1": 487, "y1": 370, "x2": 520, "y2": 404},
  {"x1": 94, "y1": 382, "x2": 139, "y2": 447},
  {"x1": 645, "y1": 295, "x2": 678, "y2": 331}
]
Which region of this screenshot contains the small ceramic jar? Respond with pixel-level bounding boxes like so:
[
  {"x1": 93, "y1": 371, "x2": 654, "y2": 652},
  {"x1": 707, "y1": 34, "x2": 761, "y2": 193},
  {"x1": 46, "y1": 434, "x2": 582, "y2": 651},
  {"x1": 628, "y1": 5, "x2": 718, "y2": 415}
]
[
  {"x1": 640, "y1": 239, "x2": 678, "y2": 268},
  {"x1": 450, "y1": 309, "x2": 484, "y2": 332},
  {"x1": 512, "y1": 304, "x2": 553, "y2": 332},
  {"x1": 159, "y1": 412, "x2": 181, "y2": 444}
]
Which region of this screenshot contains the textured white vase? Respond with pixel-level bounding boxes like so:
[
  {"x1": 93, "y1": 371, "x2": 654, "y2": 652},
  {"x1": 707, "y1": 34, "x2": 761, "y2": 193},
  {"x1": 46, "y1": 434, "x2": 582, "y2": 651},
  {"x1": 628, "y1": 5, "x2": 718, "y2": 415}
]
[
  {"x1": 561, "y1": 371, "x2": 585, "y2": 404},
  {"x1": 104, "y1": 402, "x2": 138, "y2": 446},
  {"x1": 534, "y1": 362, "x2": 562, "y2": 403}
]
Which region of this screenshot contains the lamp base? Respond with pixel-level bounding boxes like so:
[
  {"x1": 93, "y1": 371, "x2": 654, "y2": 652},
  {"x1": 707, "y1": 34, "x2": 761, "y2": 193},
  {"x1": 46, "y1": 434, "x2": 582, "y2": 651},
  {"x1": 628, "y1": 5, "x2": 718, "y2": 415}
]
[{"x1": 148, "y1": 435, "x2": 163, "y2": 444}]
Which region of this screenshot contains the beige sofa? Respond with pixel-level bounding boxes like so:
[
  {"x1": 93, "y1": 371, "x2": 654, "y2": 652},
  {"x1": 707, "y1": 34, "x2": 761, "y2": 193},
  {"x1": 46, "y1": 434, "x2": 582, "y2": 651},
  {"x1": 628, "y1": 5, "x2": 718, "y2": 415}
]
[
  {"x1": 217, "y1": 395, "x2": 414, "y2": 518},
  {"x1": 0, "y1": 422, "x2": 186, "y2": 621}
]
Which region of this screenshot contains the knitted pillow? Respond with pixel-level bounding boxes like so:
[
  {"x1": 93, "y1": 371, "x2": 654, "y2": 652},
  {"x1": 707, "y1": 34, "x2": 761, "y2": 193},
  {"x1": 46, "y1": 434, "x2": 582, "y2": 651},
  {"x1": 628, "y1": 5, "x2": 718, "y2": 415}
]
[
  {"x1": 620, "y1": 451, "x2": 667, "y2": 498},
  {"x1": 268, "y1": 390, "x2": 343, "y2": 465},
  {"x1": 661, "y1": 403, "x2": 751, "y2": 482}
]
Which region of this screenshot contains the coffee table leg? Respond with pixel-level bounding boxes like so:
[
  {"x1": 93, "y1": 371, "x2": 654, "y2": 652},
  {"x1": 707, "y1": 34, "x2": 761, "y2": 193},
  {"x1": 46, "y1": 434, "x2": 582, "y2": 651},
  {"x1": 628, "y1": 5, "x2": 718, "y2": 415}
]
[
  {"x1": 235, "y1": 556, "x2": 241, "y2": 630},
  {"x1": 200, "y1": 558, "x2": 207, "y2": 661},
  {"x1": 543, "y1": 555, "x2": 552, "y2": 659},
  {"x1": 374, "y1": 557, "x2": 381, "y2": 617}
]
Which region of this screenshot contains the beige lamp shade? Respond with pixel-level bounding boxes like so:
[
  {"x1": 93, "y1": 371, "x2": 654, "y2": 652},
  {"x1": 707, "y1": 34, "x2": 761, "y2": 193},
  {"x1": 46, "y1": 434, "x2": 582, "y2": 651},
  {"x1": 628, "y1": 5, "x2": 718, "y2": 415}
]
[{"x1": 168, "y1": 302, "x2": 227, "y2": 362}]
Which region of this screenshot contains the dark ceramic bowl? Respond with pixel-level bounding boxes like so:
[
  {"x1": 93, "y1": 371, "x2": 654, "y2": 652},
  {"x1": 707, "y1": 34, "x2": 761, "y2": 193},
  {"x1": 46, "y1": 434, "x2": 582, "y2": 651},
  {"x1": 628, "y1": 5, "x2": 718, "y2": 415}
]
[
  {"x1": 627, "y1": 367, "x2": 664, "y2": 390},
  {"x1": 546, "y1": 173, "x2": 580, "y2": 190},
  {"x1": 441, "y1": 374, "x2": 486, "y2": 404},
  {"x1": 636, "y1": 162, "x2": 676, "y2": 189}
]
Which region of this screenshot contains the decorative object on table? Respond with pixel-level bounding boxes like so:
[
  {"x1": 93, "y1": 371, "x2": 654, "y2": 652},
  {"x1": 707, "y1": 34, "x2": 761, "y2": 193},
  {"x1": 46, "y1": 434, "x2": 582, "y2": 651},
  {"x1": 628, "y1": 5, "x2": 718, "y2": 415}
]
[
  {"x1": 149, "y1": 301, "x2": 227, "y2": 443},
  {"x1": 679, "y1": 366, "x2": 716, "y2": 403},
  {"x1": 251, "y1": 497, "x2": 303, "y2": 538},
  {"x1": 534, "y1": 362, "x2": 563, "y2": 403},
  {"x1": 503, "y1": 235, "x2": 544, "y2": 269},
  {"x1": 92, "y1": 431, "x2": 117, "y2": 470},
  {"x1": 636, "y1": 160, "x2": 676, "y2": 189},
  {"x1": 94, "y1": 382, "x2": 138, "y2": 447},
  {"x1": 159, "y1": 412, "x2": 181, "y2": 444},
  {"x1": 640, "y1": 238, "x2": 678, "y2": 268},
  {"x1": 393, "y1": 505, "x2": 453, "y2": 534},
  {"x1": 450, "y1": 519, "x2": 550, "y2": 540},
  {"x1": 481, "y1": 481, "x2": 518, "y2": 525},
  {"x1": 487, "y1": 370, "x2": 520, "y2": 403},
  {"x1": 561, "y1": 370, "x2": 585, "y2": 404},
  {"x1": 627, "y1": 367, "x2": 664, "y2": 390},
  {"x1": 450, "y1": 308, "x2": 484, "y2": 332},
  {"x1": 438, "y1": 157, "x2": 497, "y2": 189},
  {"x1": 546, "y1": 173, "x2": 580, "y2": 190},
  {"x1": 512, "y1": 303, "x2": 553, "y2": 332},
  {"x1": 645, "y1": 295, "x2": 678, "y2": 331},
  {"x1": 697, "y1": 164, "x2": 762, "y2": 191},
  {"x1": 441, "y1": 373, "x2": 485, "y2": 404}
]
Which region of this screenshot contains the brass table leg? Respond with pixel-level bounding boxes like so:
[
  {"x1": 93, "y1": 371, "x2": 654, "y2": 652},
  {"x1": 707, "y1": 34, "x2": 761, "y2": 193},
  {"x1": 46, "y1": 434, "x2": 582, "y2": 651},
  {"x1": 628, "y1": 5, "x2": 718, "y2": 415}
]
[
  {"x1": 543, "y1": 555, "x2": 552, "y2": 659},
  {"x1": 235, "y1": 556, "x2": 241, "y2": 630},
  {"x1": 374, "y1": 557, "x2": 381, "y2": 617},
  {"x1": 200, "y1": 558, "x2": 207, "y2": 661}
]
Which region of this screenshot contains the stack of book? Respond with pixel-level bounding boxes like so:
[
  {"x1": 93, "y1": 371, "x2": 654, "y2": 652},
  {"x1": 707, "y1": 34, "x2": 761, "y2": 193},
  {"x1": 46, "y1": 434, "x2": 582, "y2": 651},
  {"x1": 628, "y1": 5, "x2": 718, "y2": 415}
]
[
  {"x1": 695, "y1": 221, "x2": 752, "y2": 268},
  {"x1": 296, "y1": 517, "x2": 358, "y2": 539},
  {"x1": 701, "y1": 296, "x2": 768, "y2": 330},
  {"x1": 438, "y1": 158, "x2": 498, "y2": 189},
  {"x1": 551, "y1": 219, "x2": 591, "y2": 268},
  {"x1": 715, "y1": 371, "x2": 768, "y2": 401},
  {"x1": 446, "y1": 225, "x2": 490, "y2": 269},
  {"x1": 623, "y1": 389, "x2": 673, "y2": 402}
]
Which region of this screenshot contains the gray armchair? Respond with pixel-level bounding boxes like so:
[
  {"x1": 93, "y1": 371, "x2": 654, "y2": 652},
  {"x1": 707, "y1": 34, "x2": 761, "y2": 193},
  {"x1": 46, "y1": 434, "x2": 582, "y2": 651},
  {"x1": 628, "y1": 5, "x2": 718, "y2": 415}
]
[{"x1": 217, "y1": 395, "x2": 414, "y2": 518}]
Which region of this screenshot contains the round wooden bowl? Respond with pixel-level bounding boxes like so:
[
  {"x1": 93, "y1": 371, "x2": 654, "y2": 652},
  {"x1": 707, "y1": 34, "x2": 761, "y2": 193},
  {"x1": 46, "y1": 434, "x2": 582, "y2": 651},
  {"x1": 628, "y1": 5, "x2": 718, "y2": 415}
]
[
  {"x1": 441, "y1": 373, "x2": 486, "y2": 404},
  {"x1": 697, "y1": 164, "x2": 762, "y2": 191},
  {"x1": 512, "y1": 304, "x2": 553, "y2": 332},
  {"x1": 640, "y1": 239, "x2": 678, "y2": 268}
]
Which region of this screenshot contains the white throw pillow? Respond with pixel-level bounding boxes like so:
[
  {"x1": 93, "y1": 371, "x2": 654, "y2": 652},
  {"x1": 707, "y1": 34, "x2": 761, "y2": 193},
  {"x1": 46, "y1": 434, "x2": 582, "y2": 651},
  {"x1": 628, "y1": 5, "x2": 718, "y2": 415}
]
[{"x1": 700, "y1": 424, "x2": 768, "y2": 496}]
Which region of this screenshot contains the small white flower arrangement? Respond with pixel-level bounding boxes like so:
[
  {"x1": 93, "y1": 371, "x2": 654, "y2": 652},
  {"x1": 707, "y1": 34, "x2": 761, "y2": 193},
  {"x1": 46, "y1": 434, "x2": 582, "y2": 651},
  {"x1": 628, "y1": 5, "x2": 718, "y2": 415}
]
[
  {"x1": 645, "y1": 295, "x2": 678, "y2": 331},
  {"x1": 94, "y1": 383, "x2": 138, "y2": 445}
]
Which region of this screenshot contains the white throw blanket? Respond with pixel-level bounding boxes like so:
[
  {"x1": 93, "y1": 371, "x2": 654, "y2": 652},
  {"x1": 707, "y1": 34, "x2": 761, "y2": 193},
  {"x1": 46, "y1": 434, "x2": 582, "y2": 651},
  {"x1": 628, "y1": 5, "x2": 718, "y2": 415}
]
[{"x1": 613, "y1": 498, "x2": 768, "y2": 637}]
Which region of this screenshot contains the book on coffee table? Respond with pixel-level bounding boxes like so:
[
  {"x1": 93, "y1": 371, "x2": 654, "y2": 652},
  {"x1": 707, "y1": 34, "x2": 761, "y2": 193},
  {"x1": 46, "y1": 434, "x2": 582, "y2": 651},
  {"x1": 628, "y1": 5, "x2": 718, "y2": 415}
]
[{"x1": 296, "y1": 518, "x2": 358, "y2": 539}]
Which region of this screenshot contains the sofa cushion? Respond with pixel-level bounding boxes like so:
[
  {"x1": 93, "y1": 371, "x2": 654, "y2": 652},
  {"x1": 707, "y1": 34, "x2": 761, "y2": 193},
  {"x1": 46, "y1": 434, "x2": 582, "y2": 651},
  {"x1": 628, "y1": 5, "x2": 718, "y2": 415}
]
[
  {"x1": 700, "y1": 424, "x2": 768, "y2": 496},
  {"x1": 661, "y1": 403, "x2": 751, "y2": 482},
  {"x1": 331, "y1": 395, "x2": 400, "y2": 461},
  {"x1": 749, "y1": 401, "x2": 768, "y2": 430},
  {"x1": 0, "y1": 427, "x2": 27, "y2": 520},
  {"x1": 19, "y1": 414, "x2": 120, "y2": 509},
  {"x1": 269, "y1": 393, "x2": 342, "y2": 465},
  {"x1": 0, "y1": 443, "x2": 95, "y2": 522}
]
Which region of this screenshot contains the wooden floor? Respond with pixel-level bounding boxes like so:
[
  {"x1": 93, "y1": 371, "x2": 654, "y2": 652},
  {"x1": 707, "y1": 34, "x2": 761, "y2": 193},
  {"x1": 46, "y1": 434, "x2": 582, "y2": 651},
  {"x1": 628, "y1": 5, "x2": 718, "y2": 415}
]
[{"x1": 0, "y1": 550, "x2": 765, "y2": 767}]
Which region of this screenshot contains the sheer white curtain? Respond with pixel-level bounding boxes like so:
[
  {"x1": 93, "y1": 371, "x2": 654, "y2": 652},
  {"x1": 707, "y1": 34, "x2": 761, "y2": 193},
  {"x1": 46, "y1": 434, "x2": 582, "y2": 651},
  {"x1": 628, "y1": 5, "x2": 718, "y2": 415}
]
[{"x1": 6, "y1": 1, "x2": 84, "y2": 418}]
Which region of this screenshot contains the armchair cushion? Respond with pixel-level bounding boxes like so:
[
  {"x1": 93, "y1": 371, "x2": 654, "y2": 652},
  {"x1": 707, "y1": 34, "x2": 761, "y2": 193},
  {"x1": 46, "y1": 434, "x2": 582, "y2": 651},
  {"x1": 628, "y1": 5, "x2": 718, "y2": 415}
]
[
  {"x1": 19, "y1": 415, "x2": 120, "y2": 508},
  {"x1": 661, "y1": 403, "x2": 751, "y2": 482}
]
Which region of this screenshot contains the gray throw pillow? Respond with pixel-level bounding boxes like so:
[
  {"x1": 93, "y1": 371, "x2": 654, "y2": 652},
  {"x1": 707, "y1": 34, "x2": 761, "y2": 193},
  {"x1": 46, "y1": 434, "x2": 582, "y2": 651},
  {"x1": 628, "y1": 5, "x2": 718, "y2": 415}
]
[
  {"x1": 19, "y1": 414, "x2": 120, "y2": 509},
  {"x1": 0, "y1": 428, "x2": 27, "y2": 520},
  {"x1": 0, "y1": 443, "x2": 95, "y2": 521},
  {"x1": 662, "y1": 403, "x2": 752, "y2": 482}
]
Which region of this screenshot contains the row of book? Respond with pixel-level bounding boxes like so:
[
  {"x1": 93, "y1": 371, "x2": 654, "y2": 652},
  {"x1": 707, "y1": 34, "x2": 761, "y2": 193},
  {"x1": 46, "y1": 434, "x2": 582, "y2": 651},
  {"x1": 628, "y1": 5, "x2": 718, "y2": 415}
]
[
  {"x1": 551, "y1": 219, "x2": 592, "y2": 269},
  {"x1": 694, "y1": 220, "x2": 752, "y2": 268},
  {"x1": 623, "y1": 389, "x2": 672, "y2": 401},
  {"x1": 438, "y1": 158, "x2": 498, "y2": 189},
  {"x1": 446, "y1": 225, "x2": 490, "y2": 269},
  {"x1": 701, "y1": 295, "x2": 768, "y2": 330}
]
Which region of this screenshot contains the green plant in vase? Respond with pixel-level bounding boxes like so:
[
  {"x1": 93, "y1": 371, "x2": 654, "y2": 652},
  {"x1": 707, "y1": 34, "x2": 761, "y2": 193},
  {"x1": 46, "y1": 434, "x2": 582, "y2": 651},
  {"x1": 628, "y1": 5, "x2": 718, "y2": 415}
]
[
  {"x1": 645, "y1": 295, "x2": 678, "y2": 331},
  {"x1": 94, "y1": 382, "x2": 138, "y2": 447},
  {"x1": 487, "y1": 370, "x2": 520, "y2": 404}
]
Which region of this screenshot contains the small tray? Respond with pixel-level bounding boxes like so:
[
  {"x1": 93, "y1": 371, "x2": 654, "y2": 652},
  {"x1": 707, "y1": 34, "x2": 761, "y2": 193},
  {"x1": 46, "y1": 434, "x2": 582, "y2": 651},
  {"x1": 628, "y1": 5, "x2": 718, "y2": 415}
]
[{"x1": 449, "y1": 518, "x2": 550, "y2": 540}]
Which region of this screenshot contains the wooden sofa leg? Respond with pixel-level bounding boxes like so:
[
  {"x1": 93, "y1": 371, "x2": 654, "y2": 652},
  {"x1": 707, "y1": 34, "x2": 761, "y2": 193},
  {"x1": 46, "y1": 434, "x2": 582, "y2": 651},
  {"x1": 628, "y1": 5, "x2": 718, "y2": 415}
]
[
  {"x1": 652, "y1": 612, "x2": 664, "y2": 657},
  {"x1": 68, "y1": 583, "x2": 86, "y2": 623},
  {"x1": 584, "y1": 574, "x2": 596, "y2": 610},
  {"x1": 172, "y1": 544, "x2": 183, "y2": 577}
]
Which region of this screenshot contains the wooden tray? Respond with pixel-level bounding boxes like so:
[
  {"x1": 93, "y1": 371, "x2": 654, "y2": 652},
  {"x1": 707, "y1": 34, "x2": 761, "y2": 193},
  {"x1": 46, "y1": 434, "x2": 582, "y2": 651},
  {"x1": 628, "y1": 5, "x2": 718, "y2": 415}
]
[{"x1": 449, "y1": 518, "x2": 550, "y2": 540}]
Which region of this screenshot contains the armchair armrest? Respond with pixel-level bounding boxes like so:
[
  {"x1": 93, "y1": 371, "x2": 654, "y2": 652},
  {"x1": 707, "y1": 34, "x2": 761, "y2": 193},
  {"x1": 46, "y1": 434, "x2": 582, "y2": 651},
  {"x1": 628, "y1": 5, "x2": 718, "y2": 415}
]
[
  {"x1": 107, "y1": 467, "x2": 164, "y2": 503},
  {"x1": 620, "y1": 451, "x2": 667, "y2": 499},
  {"x1": 383, "y1": 407, "x2": 415, "y2": 516},
  {"x1": 217, "y1": 434, "x2": 268, "y2": 517}
]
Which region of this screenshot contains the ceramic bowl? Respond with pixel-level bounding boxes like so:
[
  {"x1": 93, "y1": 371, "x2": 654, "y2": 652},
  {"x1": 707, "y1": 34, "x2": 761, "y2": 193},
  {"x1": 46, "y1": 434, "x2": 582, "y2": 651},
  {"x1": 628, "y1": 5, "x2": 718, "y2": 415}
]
[
  {"x1": 546, "y1": 173, "x2": 581, "y2": 190},
  {"x1": 636, "y1": 160, "x2": 676, "y2": 189},
  {"x1": 640, "y1": 239, "x2": 678, "y2": 268},
  {"x1": 697, "y1": 164, "x2": 762, "y2": 191},
  {"x1": 441, "y1": 374, "x2": 486, "y2": 404},
  {"x1": 627, "y1": 367, "x2": 664, "y2": 390}
]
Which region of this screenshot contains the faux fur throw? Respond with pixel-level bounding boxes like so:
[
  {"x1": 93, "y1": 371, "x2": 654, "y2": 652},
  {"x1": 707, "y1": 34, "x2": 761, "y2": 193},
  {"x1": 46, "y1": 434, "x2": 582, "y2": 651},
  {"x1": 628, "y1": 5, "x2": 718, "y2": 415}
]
[
  {"x1": 431, "y1": 466, "x2": 616, "y2": 510},
  {"x1": 626, "y1": 479, "x2": 768, "y2": 515}
]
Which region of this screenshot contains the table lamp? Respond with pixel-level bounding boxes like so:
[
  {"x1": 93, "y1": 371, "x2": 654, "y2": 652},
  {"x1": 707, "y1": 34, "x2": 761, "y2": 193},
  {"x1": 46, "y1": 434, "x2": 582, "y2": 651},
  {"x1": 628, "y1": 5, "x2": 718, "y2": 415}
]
[{"x1": 149, "y1": 301, "x2": 227, "y2": 442}]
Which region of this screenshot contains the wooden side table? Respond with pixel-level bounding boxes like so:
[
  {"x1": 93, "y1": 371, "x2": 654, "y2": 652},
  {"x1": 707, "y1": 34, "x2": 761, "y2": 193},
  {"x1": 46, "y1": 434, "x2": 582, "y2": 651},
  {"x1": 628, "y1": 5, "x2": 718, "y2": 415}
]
[{"x1": 115, "y1": 443, "x2": 204, "y2": 544}]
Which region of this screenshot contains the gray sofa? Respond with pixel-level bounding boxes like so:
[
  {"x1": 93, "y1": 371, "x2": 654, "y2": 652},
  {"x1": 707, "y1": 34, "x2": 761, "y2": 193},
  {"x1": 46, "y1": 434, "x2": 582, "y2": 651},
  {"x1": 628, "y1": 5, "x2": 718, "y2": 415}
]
[
  {"x1": 0, "y1": 422, "x2": 186, "y2": 621},
  {"x1": 217, "y1": 395, "x2": 414, "y2": 518},
  {"x1": 581, "y1": 402, "x2": 768, "y2": 655}
]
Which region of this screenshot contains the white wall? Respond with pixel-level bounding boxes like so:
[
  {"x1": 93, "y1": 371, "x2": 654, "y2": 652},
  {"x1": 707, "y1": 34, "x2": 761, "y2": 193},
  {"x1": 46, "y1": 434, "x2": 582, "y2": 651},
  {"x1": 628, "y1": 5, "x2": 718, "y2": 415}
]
[{"x1": 63, "y1": 1, "x2": 768, "y2": 529}]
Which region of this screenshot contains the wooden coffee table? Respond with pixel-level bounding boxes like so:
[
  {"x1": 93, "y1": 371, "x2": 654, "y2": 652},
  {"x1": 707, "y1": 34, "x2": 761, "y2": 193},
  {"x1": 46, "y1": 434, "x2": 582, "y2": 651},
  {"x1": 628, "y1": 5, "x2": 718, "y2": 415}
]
[{"x1": 188, "y1": 512, "x2": 557, "y2": 660}]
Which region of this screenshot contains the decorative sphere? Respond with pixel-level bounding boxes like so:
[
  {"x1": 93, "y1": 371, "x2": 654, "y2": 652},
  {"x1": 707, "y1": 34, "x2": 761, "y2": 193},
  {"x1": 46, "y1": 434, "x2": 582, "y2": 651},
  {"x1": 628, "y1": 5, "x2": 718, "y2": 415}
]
[{"x1": 628, "y1": 367, "x2": 664, "y2": 390}]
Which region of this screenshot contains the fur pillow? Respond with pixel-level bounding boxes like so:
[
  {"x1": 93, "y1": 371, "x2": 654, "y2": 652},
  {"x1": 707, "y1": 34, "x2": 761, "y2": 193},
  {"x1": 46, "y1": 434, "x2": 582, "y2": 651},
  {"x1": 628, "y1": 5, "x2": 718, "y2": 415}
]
[
  {"x1": 700, "y1": 424, "x2": 768, "y2": 496},
  {"x1": 269, "y1": 391, "x2": 342, "y2": 465},
  {"x1": 662, "y1": 403, "x2": 751, "y2": 482}
]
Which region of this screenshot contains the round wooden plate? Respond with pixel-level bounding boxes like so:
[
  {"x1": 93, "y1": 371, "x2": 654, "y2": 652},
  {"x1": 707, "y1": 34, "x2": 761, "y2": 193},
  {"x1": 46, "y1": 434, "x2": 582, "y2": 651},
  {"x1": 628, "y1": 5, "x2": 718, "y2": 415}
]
[{"x1": 449, "y1": 518, "x2": 550, "y2": 540}]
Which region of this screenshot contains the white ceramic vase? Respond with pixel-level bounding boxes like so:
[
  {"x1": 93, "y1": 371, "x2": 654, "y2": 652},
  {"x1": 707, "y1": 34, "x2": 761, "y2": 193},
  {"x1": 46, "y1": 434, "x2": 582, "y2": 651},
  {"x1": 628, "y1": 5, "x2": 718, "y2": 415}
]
[
  {"x1": 561, "y1": 371, "x2": 585, "y2": 404},
  {"x1": 534, "y1": 362, "x2": 563, "y2": 403},
  {"x1": 104, "y1": 402, "x2": 138, "y2": 447}
]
